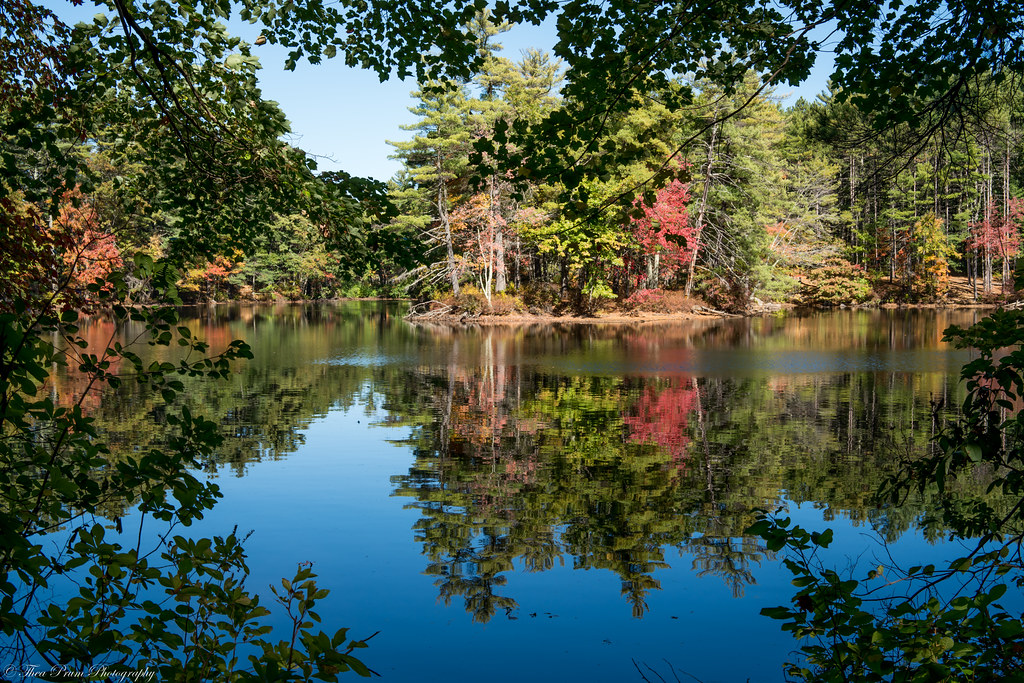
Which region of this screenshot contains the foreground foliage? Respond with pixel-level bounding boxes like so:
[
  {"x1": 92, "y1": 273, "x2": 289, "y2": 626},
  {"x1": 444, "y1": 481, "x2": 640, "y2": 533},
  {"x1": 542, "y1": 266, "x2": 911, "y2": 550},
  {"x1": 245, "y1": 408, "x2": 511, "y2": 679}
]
[
  {"x1": 752, "y1": 310, "x2": 1024, "y2": 680},
  {"x1": 0, "y1": 259, "x2": 375, "y2": 676},
  {"x1": 3, "y1": 1, "x2": 379, "y2": 668}
]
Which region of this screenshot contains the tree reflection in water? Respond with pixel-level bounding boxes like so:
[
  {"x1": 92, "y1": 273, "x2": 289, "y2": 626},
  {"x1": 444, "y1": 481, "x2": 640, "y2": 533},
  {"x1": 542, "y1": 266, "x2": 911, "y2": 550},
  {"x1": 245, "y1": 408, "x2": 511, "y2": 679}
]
[
  {"x1": 388, "y1": 321, "x2": 966, "y2": 621},
  {"x1": 67, "y1": 304, "x2": 982, "y2": 622}
]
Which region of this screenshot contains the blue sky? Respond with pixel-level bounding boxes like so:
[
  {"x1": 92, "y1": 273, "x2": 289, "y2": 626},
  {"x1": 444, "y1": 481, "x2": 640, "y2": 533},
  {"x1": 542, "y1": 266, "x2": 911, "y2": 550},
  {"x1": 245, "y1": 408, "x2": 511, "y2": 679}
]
[
  {"x1": 245, "y1": 19, "x2": 565, "y2": 181},
  {"x1": 250, "y1": 19, "x2": 835, "y2": 181},
  {"x1": 46, "y1": 1, "x2": 834, "y2": 182}
]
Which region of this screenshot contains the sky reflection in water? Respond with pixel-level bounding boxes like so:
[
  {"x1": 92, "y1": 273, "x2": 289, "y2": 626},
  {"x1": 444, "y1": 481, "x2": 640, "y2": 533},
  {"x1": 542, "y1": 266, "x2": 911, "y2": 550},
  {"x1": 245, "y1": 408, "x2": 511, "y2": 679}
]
[{"x1": 91, "y1": 304, "x2": 995, "y2": 681}]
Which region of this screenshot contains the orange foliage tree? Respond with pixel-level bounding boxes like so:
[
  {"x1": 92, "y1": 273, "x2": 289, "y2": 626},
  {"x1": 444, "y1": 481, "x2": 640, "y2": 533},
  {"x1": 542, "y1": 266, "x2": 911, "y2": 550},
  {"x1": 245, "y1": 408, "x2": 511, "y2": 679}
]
[
  {"x1": 54, "y1": 190, "x2": 123, "y2": 299},
  {"x1": 451, "y1": 192, "x2": 508, "y2": 302},
  {"x1": 1, "y1": 190, "x2": 124, "y2": 310}
]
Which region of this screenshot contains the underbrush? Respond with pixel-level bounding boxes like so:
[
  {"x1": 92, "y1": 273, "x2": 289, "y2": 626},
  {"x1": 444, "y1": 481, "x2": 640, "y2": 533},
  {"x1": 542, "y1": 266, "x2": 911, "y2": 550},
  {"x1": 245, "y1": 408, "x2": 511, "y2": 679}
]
[
  {"x1": 438, "y1": 286, "x2": 523, "y2": 316},
  {"x1": 424, "y1": 284, "x2": 719, "y2": 317},
  {"x1": 620, "y1": 288, "x2": 702, "y2": 314},
  {"x1": 797, "y1": 258, "x2": 872, "y2": 306},
  {"x1": 520, "y1": 282, "x2": 561, "y2": 314}
]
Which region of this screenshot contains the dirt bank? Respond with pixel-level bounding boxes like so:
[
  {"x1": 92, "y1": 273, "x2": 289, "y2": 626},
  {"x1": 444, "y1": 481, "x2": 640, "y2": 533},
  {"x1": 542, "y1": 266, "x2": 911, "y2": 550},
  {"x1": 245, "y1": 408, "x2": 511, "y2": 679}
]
[{"x1": 405, "y1": 276, "x2": 1007, "y2": 326}]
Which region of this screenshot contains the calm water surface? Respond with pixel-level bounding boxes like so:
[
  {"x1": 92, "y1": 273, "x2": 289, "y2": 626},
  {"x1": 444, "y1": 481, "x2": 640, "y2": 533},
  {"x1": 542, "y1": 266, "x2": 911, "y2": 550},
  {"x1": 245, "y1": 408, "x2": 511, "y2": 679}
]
[{"x1": 79, "y1": 304, "x2": 992, "y2": 681}]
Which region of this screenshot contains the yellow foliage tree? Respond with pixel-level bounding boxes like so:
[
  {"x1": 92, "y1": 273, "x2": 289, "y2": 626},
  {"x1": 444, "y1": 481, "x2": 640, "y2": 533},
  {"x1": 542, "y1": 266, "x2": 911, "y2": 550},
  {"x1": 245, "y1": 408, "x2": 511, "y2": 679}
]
[{"x1": 913, "y1": 212, "x2": 956, "y2": 300}]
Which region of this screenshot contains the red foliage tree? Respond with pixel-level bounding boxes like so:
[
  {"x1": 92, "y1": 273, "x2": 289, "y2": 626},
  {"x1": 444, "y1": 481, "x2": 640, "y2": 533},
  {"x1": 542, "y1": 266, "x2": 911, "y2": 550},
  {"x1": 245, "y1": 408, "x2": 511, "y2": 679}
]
[
  {"x1": 0, "y1": 194, "x2": 70, "y2": 310},
  {"x1": 624, "y1": 379, "x2": 698, "y2": 468},
  {"x1": 969, "y1": 199, "x2": 1022, "y2": 293},
  {"x1": 55, "y1": 191, "x2": 123, "y2": 297},
  {"x1": 628, "y1": 180, "x2": 694, "y2": 290},
  {"x1": 1, "y1": 190, "x2": 123, "y2": 310}
]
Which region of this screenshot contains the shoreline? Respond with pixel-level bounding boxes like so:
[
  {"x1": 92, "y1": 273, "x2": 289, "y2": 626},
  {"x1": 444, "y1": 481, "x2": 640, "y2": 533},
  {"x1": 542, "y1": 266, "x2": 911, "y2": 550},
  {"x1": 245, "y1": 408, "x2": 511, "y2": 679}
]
[
  {"x1": 177, "y1": 293, "x2": 1005, "y2": 326},
  {"x1": 403, "y1": 301, "x2": 1001, "y2": 326}
]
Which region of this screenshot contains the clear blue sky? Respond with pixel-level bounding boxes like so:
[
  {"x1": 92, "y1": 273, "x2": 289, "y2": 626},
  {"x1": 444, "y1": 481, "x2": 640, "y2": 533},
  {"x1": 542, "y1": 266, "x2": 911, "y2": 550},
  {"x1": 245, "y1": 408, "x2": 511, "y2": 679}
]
[{"x1": 46, "y1": 1, "x2": 834, "y2": 182}]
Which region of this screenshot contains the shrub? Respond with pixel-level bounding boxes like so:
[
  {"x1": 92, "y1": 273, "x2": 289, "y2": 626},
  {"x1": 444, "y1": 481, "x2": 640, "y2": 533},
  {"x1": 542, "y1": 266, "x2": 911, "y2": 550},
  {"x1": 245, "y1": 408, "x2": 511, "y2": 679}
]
[
  {"x1": 798, "y1": 258, "x2": 871, "y2": 306},
  {"x1": 343, "y1": 281, "x2": 374, "y2": 298},
  {"x1": 455, "y1": 285, "x2": 487, "y2": 314},
  {"x1": 487, "y1": 293, "x2": 520, "y2": 315},
  {"x1": 623, "y1": 288, "x2": 665, "y2": 313},
  {"x1": 698, "y1": 274, "x2": 754, "y2": 313},
  {"x1": 751, "y1": 264, "x2": 800, "y2": 302},
  {"x1": 621, "y1": 288, "x2": 702, "y2": 314},
  {"x1": 432, "y1": 287, "x2": 526, "y2": 316},
  {"x1": 520, "y1": 281, "x2": 561, "y2": 313},
  {"x1": 659, "y1": 289, "x2": 701, "y2": 313}
]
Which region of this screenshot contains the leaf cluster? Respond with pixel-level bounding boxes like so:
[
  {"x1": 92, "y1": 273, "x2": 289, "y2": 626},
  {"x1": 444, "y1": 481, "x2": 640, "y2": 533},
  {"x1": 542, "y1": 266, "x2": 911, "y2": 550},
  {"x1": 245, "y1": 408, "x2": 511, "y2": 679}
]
[
  {"x1": 0, "y1": 258, "x2": 373, "y2": 676},
  {"x1": 749, "y1": 310, "x2": 1024, "y2": 680}
]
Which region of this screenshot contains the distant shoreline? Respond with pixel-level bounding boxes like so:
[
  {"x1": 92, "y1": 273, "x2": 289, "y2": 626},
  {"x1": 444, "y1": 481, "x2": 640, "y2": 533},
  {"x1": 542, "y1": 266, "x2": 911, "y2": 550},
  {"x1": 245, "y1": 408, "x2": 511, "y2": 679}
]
[
  {"x1": 177, "y1": 281, "x2": 1007, "y2": 324},
  {"x1": 402, "y1": 301, "x2": 1003, "y2": 326}
]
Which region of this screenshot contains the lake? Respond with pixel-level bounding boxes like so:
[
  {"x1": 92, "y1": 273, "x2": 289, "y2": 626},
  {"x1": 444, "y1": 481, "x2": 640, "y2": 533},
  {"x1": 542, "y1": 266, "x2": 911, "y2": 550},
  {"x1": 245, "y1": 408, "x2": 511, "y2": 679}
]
[{"x1": 70, "y1": 303, "x2": 990, "y2": 681}]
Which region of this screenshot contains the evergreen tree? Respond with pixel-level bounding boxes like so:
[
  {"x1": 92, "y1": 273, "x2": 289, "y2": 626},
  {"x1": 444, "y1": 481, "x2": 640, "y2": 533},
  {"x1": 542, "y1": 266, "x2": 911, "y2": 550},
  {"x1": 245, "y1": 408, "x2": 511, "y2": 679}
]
[{"x1": 389, "y1": 82, "x2": 474, "y2": 295}]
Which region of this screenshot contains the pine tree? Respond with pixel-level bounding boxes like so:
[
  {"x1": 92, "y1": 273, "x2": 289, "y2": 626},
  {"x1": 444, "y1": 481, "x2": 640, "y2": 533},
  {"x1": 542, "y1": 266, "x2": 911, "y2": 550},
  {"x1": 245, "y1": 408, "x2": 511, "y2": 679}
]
[{"x1": 388, "y1": 82, "x2": 474, "y2": 294}]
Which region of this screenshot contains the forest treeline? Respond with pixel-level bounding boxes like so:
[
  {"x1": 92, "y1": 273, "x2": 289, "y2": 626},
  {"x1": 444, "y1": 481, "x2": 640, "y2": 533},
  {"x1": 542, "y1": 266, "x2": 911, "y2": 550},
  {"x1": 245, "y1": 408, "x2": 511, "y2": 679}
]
[
  {"x1": 368, "y1": 24, "x2": 1024, "y2": 315},
  {"x1": 384, "y1": 21, "x2": 1024, "y2": 316},
  {"x1": 17, "y1": 15, "x2": 1023, "y2": 314}
]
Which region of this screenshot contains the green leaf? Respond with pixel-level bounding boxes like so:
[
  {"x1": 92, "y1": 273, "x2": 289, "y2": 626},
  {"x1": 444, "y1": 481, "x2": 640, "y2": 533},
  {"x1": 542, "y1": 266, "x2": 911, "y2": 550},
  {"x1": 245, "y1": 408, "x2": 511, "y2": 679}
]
[{"x1": 986, "y1": 583, "x2": 1008, "y2": 602}]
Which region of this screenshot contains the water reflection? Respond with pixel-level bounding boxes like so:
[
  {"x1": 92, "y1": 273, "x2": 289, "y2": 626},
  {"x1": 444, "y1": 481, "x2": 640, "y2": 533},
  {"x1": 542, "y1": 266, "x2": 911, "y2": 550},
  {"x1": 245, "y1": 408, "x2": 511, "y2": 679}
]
[
  {"x1": 383, "y1": 310, "x2": 981, "y2": 620},
  {"x1": 387, "y1": 363, "x2": 962, "y2": 619},
  {"x1": 70, "y1": 304, "x2": 986, "y2": 622}
]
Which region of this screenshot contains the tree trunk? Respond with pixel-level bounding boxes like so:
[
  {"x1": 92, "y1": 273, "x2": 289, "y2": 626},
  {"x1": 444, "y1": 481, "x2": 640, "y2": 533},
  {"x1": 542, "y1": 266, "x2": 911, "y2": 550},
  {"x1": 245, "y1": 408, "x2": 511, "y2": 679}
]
[
  {"x1": 438, "y1": 175, "x2": 459, "y2": 296},
  {"x1": 1003, "y1": 139, "x2": 1012, "y2": 293},
  {"x1": 850, "y1": 154, "x2": 857, "y2": 263},
  {"x1": 489, "y1": 176, "x2": 507, "y2": 293},
  {"x1": 495, "y1": 228, "x2": 506, "y2": 293},
  {"x1": 684, "y1": 117, "x2": 719, "y2": 298},
  {"x1": 515, "y1": 233, "x2": 522, "y2": 289},
  {"x1": 985, "y1": 247, "x2": 993, "y2": 294},
  {"x1": 984, "y1": 147, "x2": 993, "y2": 294}
]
